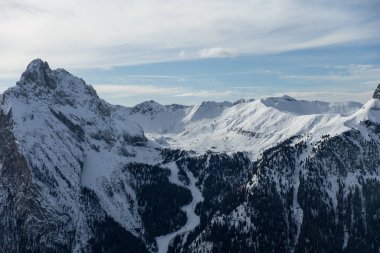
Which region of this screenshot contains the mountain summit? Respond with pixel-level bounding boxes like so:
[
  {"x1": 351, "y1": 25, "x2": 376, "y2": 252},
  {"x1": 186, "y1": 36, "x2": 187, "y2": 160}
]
[
  {"x1": 1, "y1": 60, "x2": 380, "y2": 253},
  {"x1": 20, "y1": 58, "x2": 57, "y2": 89},
  {"x1": 373, "y1": 83, "x2": 380, "y2": 99}
]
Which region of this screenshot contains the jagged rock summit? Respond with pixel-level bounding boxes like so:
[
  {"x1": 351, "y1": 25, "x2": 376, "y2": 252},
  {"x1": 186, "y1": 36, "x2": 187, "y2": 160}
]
[
  {"x1": 19, "y1": 58, "x2": 71, "y2": 90},
  {"x1": 373, "y1": 82, "x2": 380, "y2": 99},
  {"x1": 20, "y1": 59, "x2": 53, "y2": 86},
  {"x1": 11, "y1": 58, "x2": 99, "y2": 105}
]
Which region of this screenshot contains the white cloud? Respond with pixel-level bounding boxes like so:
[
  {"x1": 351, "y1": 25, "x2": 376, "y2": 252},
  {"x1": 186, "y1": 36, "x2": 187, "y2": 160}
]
[
  {"x1": 0, "y1": 0, "x2": 379, "y2": 72},
  {"x1": 198, "y1": 47, "x2": 237, "y2": 58},
  {"x1": 333, "y1": 65, "x2": 380, "y2": 79},
  {"x1": 174, "y1": 90, "x2": 237, "y2": 97},
  {"x1": 93, "y1": 84, "x2": 183, "y2": 98},
  {"x1": 281, "y1": 64, "x2": 380, "y2": 84},
  {"x1": 178, "y1": 47, "x2": 237, "y2": 59},
  {"x1": 93, "y1": 84, "x2": 239, "y2": 99},
  {"x1": 178, "y1": 50, "x2": 190, "y2": 59}
]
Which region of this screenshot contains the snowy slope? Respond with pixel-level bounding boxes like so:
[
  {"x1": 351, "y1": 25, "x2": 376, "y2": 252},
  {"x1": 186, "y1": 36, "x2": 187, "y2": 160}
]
[{"x1": 126, "y1": 96, "x2": 362, "y2": 158}]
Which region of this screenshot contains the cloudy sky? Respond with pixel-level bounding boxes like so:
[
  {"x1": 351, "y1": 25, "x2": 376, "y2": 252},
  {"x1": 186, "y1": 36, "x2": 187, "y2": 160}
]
[{"x1": 1, "y1": 0, "x2": 379, "y2": 105}]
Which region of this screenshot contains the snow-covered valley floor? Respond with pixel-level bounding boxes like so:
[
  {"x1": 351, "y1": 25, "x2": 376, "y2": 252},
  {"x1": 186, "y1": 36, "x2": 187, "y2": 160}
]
[{"x1": 156, "y1": 162, "x2": 204, "y2": 253}]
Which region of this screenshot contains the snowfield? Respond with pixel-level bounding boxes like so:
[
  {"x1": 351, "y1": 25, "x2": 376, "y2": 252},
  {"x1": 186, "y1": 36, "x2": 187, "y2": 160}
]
[{"x1": 126, "y1": 96, "x2": 363, "y2": 159}]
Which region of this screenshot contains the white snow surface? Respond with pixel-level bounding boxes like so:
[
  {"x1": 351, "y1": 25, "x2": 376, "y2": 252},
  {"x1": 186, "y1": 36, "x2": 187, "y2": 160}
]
[
  {"x1": 156, "y1": 162, "x2": 204, "y2": 253},
  {"x1": 127, "y1": 96, "x2": 363, "y2": 159}
]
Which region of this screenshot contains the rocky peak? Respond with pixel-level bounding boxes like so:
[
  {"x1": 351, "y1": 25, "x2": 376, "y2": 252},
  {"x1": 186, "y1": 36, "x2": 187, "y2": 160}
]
[
  {"x1": 233, "y1": 98, "x2": 255, "y2": 105},
  {"x1": 282, "y1": 95, "x2": 296, "y2": 101},
  {"x1": 373, "y1": 83, "x2": 380, "y2": 99},
  {"x1": 265, "y1": 95, "x2": 296, "y2": 103},
  {"x1": 199, "y1": 101, "x2": 232, "y2": 108},
  {"x1": 7, "y1": 59, "x2": 101, "y2": 106},
  {"x1": 130, "y1": 100, "x2": 164, "y2": 114},
  {"x1": 19, "y1": 59, "x2": 57, "y2": 89},
  {"x1": 25, "y1": 58, "x2": 48, "y2": 71}
]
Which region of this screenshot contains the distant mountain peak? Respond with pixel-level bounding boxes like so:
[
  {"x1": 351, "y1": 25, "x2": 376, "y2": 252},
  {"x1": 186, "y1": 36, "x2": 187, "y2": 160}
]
[
  {"x1": 130, "y1": 100, "x2": 164, "y2": 114},
  {"x1": 20, "y1": 58, "x2": 57, "y2": 89},
  {"x1": 0, "y1": 60, "x2": 108, "y2": 121},
  {"x1": 199, "y1": 100, "x2": 232, "y2": 107},
  {"x1": 373, "y1": 83, "x2": 380, "y2": 99},
  {"x1": 26, "y1": 58, "x2": 48, "y2": 71},
  {"x1": 281, "y1": 95, "x2": 296, "y2": 101},
  {"x1": 233, "y1": 98, "x2": 255, "y2": 105},
  {"x1": 129, "y1": 100, "x2": 191, "y2": 115},
  {"x1": 265, "y1": 95, "x2": 296, "y2": 102},
  {"x1": 141, "y1": 100, "x2": 162, "y2": 107}
]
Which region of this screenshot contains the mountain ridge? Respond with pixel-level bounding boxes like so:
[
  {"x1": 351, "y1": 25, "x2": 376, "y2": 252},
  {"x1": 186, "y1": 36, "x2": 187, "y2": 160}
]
[
  {"x1": 126, "y1": 92, "x2": 364, "y2": 157},
  {"x1": 127, "y1": 96, "x2": 363, "y2": 116}
]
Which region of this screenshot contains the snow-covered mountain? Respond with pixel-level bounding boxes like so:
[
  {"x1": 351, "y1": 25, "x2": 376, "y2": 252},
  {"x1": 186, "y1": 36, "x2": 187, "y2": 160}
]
[
  {"x1": 126, "y1": 94, "x2": 362, "y2": 157},
  {"x1": 1, "y1": 59, "x2": 380, "y2": 253},
  {"x1": 0, "y1": 60, "x2": 185, "y2": 252}
]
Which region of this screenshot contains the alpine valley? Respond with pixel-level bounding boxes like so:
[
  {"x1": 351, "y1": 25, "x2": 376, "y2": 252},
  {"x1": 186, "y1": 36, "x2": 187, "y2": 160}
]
[{"x1": 1, "y1": 59, "x2": 380, "y2": 253}]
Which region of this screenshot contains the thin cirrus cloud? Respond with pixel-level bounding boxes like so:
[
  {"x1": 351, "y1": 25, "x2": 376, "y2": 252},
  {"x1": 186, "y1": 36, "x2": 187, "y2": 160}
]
[
  {"x1": 93, "y1": 84, "x2": 237, "y2": 99},
  {"x1": 174, "y1": 90, "x2": 238, "y2": 98},
  {"x1": 0, "y1": 0, "x2": 379, "y2": 73},
  {"x1": 281, "y1": 64, "x2": 380, "y2": 84},
  {"x1": 93, "y1": 84, "x2": 184, "y2": 98}
]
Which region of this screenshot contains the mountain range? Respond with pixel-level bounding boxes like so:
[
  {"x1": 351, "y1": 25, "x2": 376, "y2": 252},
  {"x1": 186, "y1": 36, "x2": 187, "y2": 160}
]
[{"x1": 1, "y1": 59, "x2": 380, "y2": 253}]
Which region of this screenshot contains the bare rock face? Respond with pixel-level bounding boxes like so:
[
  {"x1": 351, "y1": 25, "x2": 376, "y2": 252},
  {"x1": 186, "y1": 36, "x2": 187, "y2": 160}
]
[
  {"x1": 373, "y1": 83, "x2": 380, "y2": 99},
  {"x1": 20, "y1": 59, "x2": 57, "y2": 89}
]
